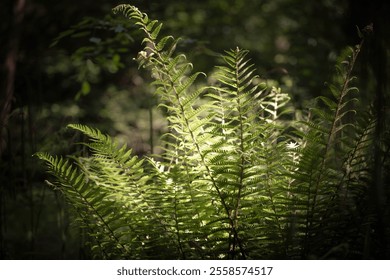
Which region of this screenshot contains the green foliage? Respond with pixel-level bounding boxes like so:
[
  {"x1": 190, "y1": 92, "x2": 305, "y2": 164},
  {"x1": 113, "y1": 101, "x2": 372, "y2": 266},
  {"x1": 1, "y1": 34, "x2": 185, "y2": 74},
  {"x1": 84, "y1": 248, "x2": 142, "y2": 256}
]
[
  {"x1": 36, "y1": 5, "x2": 387, "y2": 259},
  {"x1": 49, "y1": 14, "x2": 136, "y2": 100}
]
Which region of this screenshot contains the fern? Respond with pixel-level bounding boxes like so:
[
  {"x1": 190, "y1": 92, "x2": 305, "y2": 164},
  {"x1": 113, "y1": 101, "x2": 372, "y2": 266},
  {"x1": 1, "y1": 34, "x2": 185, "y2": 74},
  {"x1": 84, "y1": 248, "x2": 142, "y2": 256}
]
[
  {"x1": 287, "y1": 41, "x2": 376, "y2": 258},
  {"x1": 36, "y1": 124, "x2": 166, "y2": 259},
  {"x1": 35, "y1": 5, "x2": 385, "y2": 259}
]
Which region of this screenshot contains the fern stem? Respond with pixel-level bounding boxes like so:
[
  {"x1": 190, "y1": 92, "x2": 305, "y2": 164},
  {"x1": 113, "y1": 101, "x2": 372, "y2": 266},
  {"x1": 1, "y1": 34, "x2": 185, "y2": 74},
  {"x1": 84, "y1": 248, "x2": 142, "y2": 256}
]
[
  {"x1": 230, "y1": 47, "x2": 247, "y2": 258},
  {"x1": 149, "y1": 106, "x2": 154, "y2": 154},
  {"x1": 173, "y1": 187, "x2": 186, "y2": 259}
]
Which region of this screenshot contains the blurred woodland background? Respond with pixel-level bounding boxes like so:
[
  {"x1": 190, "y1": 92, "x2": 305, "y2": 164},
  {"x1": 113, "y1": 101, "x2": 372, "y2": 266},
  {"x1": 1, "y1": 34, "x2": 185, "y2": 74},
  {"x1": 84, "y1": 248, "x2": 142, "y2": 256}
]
[{"x1": 1, "y1": 0, "x2": 389, "y2": 259}]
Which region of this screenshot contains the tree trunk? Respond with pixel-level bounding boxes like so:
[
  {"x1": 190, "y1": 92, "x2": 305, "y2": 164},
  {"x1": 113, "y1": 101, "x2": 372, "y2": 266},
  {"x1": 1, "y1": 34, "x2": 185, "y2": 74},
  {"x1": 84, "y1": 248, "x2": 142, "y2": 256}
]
[{"x1": 0, "y1": 0, "x2": 26, "y2": 157}]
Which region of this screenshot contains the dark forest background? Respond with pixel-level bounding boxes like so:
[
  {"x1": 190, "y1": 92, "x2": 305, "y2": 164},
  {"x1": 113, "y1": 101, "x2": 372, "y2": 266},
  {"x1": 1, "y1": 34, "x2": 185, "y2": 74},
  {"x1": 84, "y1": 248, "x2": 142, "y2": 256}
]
[{"x1": 1, "y1": 0, "x2": 389, "y2": 259}]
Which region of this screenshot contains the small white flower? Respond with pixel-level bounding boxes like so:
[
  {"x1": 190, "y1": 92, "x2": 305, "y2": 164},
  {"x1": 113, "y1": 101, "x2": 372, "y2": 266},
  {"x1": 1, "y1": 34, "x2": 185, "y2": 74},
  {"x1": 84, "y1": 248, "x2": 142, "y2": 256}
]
[{"x1": 286, "y1": 141, "x2": 299, "y2": 149}]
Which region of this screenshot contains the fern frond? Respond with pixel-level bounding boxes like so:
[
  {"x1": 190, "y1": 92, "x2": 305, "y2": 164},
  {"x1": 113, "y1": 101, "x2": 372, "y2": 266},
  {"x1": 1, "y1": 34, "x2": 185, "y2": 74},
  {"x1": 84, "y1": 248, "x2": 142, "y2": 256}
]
[
  {"x1": 288, "y1": 40, "x2": 367, "y2": 258},
  {"x1": 35, "y1": 152, "x2": 134, "y2": 258}
]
